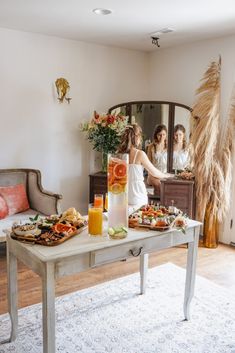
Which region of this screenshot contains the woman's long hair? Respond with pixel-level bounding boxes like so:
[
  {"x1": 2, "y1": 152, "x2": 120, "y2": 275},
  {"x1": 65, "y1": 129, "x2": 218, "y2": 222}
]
[
  {"x1": 174, "y1": 124, "x2": 187, "y2": 150},
  {"x1": 153, "y1": 124, "x2": 167, "y2": 151},
  {"x1": 118, "y1": 124, "x2": 143, "y2": 153}
]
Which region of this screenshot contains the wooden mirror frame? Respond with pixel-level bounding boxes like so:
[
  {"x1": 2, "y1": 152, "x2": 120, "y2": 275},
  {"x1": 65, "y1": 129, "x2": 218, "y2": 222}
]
[{"x1": 108, "y1": 101, "x2": 192, "y2": 173}]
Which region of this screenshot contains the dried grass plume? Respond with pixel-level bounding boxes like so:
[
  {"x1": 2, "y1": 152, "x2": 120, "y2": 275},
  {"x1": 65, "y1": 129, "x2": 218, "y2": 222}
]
[
  {"x1": 191, "y1": 57, "x2": 235, "y2": 225},
  {"x1": 190, "y1": 58, "x2": 221, "y2": 221}
]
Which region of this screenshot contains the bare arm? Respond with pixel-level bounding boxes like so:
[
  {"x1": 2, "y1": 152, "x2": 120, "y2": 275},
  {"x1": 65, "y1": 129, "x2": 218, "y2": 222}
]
[{"x1": 139, "y1": 150, "x2": 171, "y2": 179}]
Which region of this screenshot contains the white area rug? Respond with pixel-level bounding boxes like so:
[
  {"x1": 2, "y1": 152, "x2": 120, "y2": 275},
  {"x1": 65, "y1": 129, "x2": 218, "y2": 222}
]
[{"x1": 0, "y1": 263, "x2": 235, "y2": 353}]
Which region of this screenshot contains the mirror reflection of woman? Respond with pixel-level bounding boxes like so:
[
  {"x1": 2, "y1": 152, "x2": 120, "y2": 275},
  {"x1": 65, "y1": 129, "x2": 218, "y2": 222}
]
[
  {"x1": 146, "y1": 124, "x2": 168, "y2": 193},
  {"x1": 146, "y1": 124, "x2": 168, "y2": 173},
  {"x1": 118, "y1": 124, "x2": 172, "y2": 211},
  {"x1": 173, "y1": 124, "x2": 189, "y2": 171}
]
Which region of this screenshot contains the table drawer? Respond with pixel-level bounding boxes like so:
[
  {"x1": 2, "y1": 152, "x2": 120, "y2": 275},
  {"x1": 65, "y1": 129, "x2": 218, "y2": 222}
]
[{"x1": 90, "y1": 228, "x2": 194, "y2": 267}]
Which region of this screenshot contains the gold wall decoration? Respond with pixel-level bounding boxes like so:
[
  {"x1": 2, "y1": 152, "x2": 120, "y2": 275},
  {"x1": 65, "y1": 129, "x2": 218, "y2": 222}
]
[{"x1": 55, "y1": 78, "x2": 72, "y2": 104}]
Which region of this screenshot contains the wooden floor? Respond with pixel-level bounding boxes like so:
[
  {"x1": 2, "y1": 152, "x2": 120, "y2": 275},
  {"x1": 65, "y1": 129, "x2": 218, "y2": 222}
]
[{"x1": 0, "y1": 243, "x2": 235, "y2": 315}]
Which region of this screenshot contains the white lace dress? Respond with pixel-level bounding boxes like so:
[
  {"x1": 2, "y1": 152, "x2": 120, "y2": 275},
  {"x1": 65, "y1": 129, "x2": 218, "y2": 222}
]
[
  {"x1": 153, "y1": 150, "x2": 168, "y2": 173},
  {"x1": 173, "y1": 150, "x2": 189, "y2": 170}
]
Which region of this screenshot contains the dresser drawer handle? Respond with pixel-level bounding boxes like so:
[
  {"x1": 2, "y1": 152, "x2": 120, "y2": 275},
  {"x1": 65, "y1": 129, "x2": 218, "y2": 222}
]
[{"x1": 129, "y1": 246, "x2": 143, "y2": 257}]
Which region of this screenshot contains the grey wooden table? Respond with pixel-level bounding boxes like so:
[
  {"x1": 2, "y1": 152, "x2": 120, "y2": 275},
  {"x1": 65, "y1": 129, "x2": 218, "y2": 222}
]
[{"x1": 3, "y1": 220, "x2": 200, "y2": 353}]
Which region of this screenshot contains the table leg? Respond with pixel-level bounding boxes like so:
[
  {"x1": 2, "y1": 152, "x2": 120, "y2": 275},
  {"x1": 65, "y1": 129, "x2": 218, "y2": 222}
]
[
  {"x1": 184, "y1": 226, "x2": 200, "y2": 320},
  {"x1": 140, "y1": 253, "x2": 148, "y2": 294},
  {"x1": 42, "y1": 263, "x2": 55, "y2": 353},
  {"x1": 6, "y1": 247, "x2": 18, "y2": 343}
]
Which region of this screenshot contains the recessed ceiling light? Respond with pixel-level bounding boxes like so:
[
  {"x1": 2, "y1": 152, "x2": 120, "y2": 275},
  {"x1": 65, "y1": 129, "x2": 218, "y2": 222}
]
[
  {"x1": 151, "y1": 28, "x2": 175, "y2": 36},
  {"x1": 93, "y1": 8, "x2": 112, "y2": 15}
]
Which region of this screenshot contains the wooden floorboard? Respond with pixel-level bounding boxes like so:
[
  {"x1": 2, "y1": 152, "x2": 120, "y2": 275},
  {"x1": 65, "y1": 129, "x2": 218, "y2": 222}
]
[{"x1": 0, "y1": 243, "x2": 235, "y2": 315}]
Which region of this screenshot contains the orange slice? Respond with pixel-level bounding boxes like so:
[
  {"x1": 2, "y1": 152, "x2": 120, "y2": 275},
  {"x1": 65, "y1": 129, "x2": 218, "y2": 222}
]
[
  {"x1": 113, "y1": 162, "x2": 127, "y2": 179},
  {"x1": 53, "y1": 223, "x2": 76, "y2": 234},
  {"x1": 118, "y1": 177, "x2": 127, "y2": 186},
  {"x1": 108, "y1": 175, "x2": 115, "y2": 187},
  {"x1": 109, "y1": 183, "x2": 123, "y2": 194},
  {"x1": 109, "y1": 157, "x2": 122, "y2": 165}
]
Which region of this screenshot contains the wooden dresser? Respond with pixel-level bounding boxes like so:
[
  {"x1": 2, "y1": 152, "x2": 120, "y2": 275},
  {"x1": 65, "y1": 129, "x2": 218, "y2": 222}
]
[
  {"x1": 160, "y1": 178, "x2": 195, "y2": 218},
  {"x1": 89, "y1": 172, "x2": 107, "y2": 203}
]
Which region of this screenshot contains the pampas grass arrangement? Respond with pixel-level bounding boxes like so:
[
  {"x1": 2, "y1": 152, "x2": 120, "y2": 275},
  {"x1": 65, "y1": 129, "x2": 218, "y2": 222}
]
[
  {"x1": 217, "y1": 88, "x2": 235, "y2": 220},
  {"x1": 190, "y1": 57, "x2": 235, "y2": 247},
  {"x1": 190, "y1": 58, "x2": 221, "y2": 222}
]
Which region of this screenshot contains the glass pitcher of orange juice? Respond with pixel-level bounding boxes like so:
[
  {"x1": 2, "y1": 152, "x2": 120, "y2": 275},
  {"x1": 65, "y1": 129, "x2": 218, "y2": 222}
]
[{"x1": 88, "y1": 204, "x2": 103, "y2": 236}]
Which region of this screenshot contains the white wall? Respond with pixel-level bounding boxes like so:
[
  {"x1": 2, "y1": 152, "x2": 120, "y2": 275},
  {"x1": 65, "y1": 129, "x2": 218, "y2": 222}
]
[
  {"x1": 0, "y1": 28, "x2": 149, "y2": 213},
  {"x1": 149, "y1": 34, "x2": 235, "y2": 113},
  {"x1": 149, "y1": 34, "x2": 235, "y2": 243},
  {"x1": 1, "y1": 27, "x2": 234, "y2": 242}
]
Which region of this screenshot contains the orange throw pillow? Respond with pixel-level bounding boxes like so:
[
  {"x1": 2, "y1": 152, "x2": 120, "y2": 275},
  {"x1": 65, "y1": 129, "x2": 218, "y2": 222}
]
[
  {"x1": 0, "y1": 184, "x2": 29, "y2": 216},
  {"x1": 0, "y1": 195, "x2": 9, "y2": 219}
]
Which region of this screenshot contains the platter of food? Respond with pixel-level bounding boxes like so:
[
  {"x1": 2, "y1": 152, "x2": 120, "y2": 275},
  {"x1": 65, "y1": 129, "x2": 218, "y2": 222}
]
[
  {"x1": 175, "y1": 169, "x2": 194, "y2": 180},
  {"x1": 129, "y1": 204, "x2": 188, "y2": 233},
  {"x1": 11, "y1": 207, "x2": 88, "y2": 246}
]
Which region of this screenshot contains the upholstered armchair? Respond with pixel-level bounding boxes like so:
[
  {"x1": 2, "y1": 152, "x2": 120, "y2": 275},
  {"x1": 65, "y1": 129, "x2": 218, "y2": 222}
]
[{"x1": 0, "y1": 169, "x2": 62, "y2": 242}]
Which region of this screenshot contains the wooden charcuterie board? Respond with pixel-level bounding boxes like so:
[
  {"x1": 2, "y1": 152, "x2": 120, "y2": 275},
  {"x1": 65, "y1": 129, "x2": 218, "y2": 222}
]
[
  {"x1": 11, "y1": 225, "x2": 88, "y2": 246},
  {"x1": 129, "y1": 220, "x2": 170, "y2": 232},
  {"x1": 128, "y1": 204, "x2": 181, "y2": 231}
]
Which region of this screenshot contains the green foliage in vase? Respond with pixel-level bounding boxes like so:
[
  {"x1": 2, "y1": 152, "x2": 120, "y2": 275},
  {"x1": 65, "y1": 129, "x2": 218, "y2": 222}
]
[{"x1": 87, "y1": 125, "x2": 120, "y2": 154}]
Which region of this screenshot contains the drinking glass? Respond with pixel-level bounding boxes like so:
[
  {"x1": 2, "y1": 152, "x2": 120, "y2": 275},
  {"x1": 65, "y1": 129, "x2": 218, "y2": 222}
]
[
  {"x1": 94, "y1": 194, "x2": 103, "y2": 209},
  {"x1": 104, "y1": 193, "x2": 108, "y2": 212},
  {"x1": 88, "y1": 204, "x2": 103, "y2": 236}
]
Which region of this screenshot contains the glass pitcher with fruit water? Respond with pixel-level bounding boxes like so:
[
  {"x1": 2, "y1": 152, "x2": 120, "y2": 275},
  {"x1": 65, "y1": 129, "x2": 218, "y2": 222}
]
[{"x1": 107, "y1": 153, "x2": 128, "y2": 239}]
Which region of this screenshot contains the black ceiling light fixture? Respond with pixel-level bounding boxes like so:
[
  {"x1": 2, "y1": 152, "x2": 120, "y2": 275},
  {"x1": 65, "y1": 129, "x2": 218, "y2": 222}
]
[
  {"x1": 151, "y1": 36, "x2": 160, "y2": 47},
  {"x1": 150, "y1": 28, "x2": 175, "y2": 48}
]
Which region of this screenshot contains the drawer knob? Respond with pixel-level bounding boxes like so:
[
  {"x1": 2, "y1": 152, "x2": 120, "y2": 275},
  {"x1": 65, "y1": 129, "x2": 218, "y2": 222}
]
[{"x1": 129, "y1": 246, "x2": 143, "y2": 257}]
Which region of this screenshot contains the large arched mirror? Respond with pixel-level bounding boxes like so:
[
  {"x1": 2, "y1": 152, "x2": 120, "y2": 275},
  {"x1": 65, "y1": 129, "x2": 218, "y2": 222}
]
[{"x1": 108, "y1": 101, "x2": 192, "y2": 173}]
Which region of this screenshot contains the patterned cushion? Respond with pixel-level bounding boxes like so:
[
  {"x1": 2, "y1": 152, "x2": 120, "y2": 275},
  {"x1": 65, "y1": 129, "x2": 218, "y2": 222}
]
[
  {"x1": 0, "y1": 195, "x2": 9, "y2": 219},
  {"x1": 0, "y1": 184, "x2": 29, "y2": 216}
]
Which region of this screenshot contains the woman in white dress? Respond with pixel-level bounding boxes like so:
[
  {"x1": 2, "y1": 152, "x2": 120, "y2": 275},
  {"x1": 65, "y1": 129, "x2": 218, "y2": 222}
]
[
  {"x1": 118, "y1": 124, "x2": 172, "y2": 211},
  {"x1": 146, "y1": 124, "x2": 168, "y2": 194},
  {"x1": 146, "y1": 124, "x2": 168, "y2": 172},
  {"x1": 173, "y1": 124, "x2": 189, "y2": 171}
]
